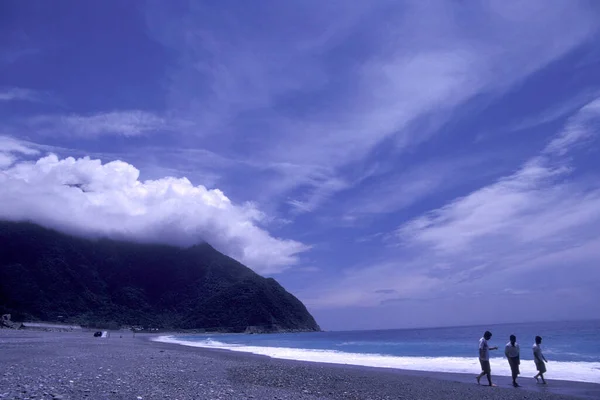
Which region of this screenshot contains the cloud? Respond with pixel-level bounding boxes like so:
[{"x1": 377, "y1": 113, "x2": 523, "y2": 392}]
[
  {"x1": 0, "y1": 87, "x2": 43, "y2": 102},
  {"x1": 0, "y1": 152, "x2": 309, "y2": 274},
  {"x1": 0, "y1": 135, "x2": 40, "y2": 155},
  {"x1": 396, "y1": 98, "x2": 600, "y2": 254},
  {"x1": 335, "y1": 153, "x2": 508, "y2": 221},
  {"x1": 508, "y1": 90, "x2": 600, "y2": 133},
  {"x1": 287, "y1": 174, "x2": 351, "y2": 214},
  {"x1": 389, "y1": 98, "x2": 600, "y2": 289},
  {"x1": 145, "y1": 0, "x2": 600, "y2": 213},
  {"x1": 502, "y1": 288, "x2": 531, "y2": 296},
  {"x1": 303, "y1": 97, "x2": 600, "y2": 309},
  {"x1": 0, "y1": 153, "x2": 15, "y2": 169},
  {"x1": 303, "y1": 261, "x2": 443, "y2": 308},
  {"x1": 374, "y1": 289, "x2": 397, "y2": 295},
  {"x1": 27, "y1": 111, "x2": 177, "y2": 137},
  {"x1": 0, "y1": 135, "x2": 40, "y2": 168},
  {"x1": 1, "y1": 48, "x2": 40, "y2": 64}
]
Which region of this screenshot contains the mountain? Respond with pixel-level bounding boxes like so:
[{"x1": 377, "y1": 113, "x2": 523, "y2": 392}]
[{"x1": 0, "y1": 221, "x2": 320, "y2": 332}]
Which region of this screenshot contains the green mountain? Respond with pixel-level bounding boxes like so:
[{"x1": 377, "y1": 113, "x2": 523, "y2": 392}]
[{"x1": 0, "y1": 221, "x2": 320, "y2": 332}]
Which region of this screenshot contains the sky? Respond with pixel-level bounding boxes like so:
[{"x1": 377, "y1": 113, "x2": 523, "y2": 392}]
[{"x1": 2, "y1": 0, "x2": 600, "y2": 331}]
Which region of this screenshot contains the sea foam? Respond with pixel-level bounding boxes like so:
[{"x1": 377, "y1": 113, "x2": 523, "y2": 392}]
[{"x1": 154, "y1": 336, "x2": 600, "y2": 384}]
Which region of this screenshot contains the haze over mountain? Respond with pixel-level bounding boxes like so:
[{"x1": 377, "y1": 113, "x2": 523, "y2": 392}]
[{"x1": 0, "y1": 221, "x2": 320, "y2": 332}]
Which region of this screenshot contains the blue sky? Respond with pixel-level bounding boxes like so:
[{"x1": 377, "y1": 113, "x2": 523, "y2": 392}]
[{"x1": 2, "y1": 0, "x2": 600, "y2": 330}]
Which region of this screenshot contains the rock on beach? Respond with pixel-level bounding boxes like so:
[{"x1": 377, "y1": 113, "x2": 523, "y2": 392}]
[{"x1": 1, "y1": 330, "x2": 598, "y2": 400}]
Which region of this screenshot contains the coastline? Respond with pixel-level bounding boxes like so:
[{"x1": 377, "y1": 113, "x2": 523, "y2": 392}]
[
  {"x1": 153, "y1": 333, "x2": 600, "y2": 384},
  {"x1": 153, "y1": 334, "x2": 600, "y2": 399},
  {"x1": 1, "y1": 329, "x2": 598, "y2": 399}
]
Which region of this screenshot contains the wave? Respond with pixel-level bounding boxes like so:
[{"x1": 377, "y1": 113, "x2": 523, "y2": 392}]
[
  {"x1": 154, "y1": 336, "x2": 600, "y2": 384},
  {"x1": 543, "y1": 349, "x2": 600, "y2": 361},
  {"x1": 335, "y1": 340, "x2": 463, "y2": 348},
  {"x1": 336, "y1": 341, "x2": 427, "y2": 347}
]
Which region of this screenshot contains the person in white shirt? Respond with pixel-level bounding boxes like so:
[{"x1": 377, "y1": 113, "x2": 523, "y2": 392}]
[
  {"x1": 476, "y1": 330, "x2": 498, "y2": 386},
  {"x1": 533, "y1": 336, "x2": 548, "y2": 384},
  {"x1": 505, "y1": 334, "x2": 520, "y2": 387}
]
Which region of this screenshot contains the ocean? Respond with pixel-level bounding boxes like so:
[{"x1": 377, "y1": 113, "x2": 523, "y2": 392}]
[{"x1": 156, "y1": 319, "x2": 600, "y2": 384}]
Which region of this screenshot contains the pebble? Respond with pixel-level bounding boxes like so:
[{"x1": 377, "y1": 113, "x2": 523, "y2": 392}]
[{"x1": 0, "y1": 330, "x2": 594, "y2": 400}]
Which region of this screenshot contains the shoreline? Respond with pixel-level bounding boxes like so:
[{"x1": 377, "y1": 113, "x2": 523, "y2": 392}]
[
  {"x1": 153, "y1": 333, "x2": 600, "y2": 385},
  {"x1": 150, "y1": 334, "x2": 600, "y2": 399},
  {"x1": 1, "y1": 329, "x2": 599, "y2": 399}
]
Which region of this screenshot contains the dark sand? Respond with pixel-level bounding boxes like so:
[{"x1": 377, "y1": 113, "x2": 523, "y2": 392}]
[{"x1": 1, "y1": 330, "x2": 599, "y2": 400}]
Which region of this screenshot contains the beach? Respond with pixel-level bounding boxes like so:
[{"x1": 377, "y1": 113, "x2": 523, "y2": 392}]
[{"x1": 1, "y1": 330, "x2": 599, "y2": 400}]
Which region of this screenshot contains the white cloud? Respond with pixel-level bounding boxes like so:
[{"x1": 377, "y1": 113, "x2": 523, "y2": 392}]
[
  {"x1": 336, "y1": 153, "x2": 507, "y2": 221},
  {"x1": 287, "y1": 175, "x2": 350, "y2": 214},
  {"x1": 146, "y1": 0, "x2": 600, "y2": 213},
  {"x1": 507, "y1": 89, "x2": 600, "y2": 133},
  {"x1": 388, "y1": 99, "x2": 600, "y2": 290},
  {"x1": 0, "y1": 153, "x2": 15, "y2": 168},
  {"x1": 0, "y1": 153, "x2": 309, "y2": 274},
  {"x1": 275, "y1": 0, "x2": 598, "y2": 168},
  {"x1": 543, "y1": 99, "x2": 600, "y2": 155},
  {"x1": 0, "y1": 135, "x2": 40, "y2": 168},
  {"x1": 28, "y1": 111, "x2": 173, "y2": 137},
  {"x1": 396, "y1": 98, "x2": 600, "y2": 254},
  {"x1": 0, "y1": 87, "x2": 41, "y2": 102},
  {"x1": 302, "y1": 97, "x2": 600, "y2": 309},
  {"x1": 303, "y1": 262, "x2": 443, "y2": 309},
  {"x1": 0, "y1": 135, "x2": 40, "y2": 155}
]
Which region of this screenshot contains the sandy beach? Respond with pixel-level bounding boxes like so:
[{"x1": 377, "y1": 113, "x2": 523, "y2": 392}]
[{"x1": 1, "y1": 330, "x2": 599, "y2": 400}]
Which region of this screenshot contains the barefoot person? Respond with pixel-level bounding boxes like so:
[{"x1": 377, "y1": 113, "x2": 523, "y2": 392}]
[
  {"x1": 533, "y1": 336, "x2": 548, "y2": 384},
  {"x1": 476, "y1": 331, "x2": 498, "y2": 386},
  {"x1": 505, "y1": 334, "x2": 521, "y2": 387}
]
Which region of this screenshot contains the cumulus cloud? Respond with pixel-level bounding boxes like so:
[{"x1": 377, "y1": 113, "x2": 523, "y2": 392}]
[
  {"x1": 28, "y1": 110, "x2": 173, "y2": 137},
  {"x1": 0, "y1": 153, "x2": 15, "y2": 169},
  {"x1": 0, "y1": 152, "x2": 309, "y2": 274}
]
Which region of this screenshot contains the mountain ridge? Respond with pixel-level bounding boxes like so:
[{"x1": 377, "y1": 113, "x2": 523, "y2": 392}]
[{"x1": 0, "y1": 220, "x2": 320, "y2": 333}]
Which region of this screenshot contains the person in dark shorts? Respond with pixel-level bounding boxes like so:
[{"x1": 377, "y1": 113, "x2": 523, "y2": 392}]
[
  {"x1": 476, "y1": 331, "x2": 498, "y2": 386},
  {"x1": 533, "y1": 336, "x2": 548, "y2": 384},
  {"x1": 505, "y1": 334, "x2": 520, "y2": 387}
]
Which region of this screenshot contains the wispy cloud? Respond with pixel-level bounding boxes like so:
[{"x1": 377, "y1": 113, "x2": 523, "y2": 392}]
[
  {"x1": 388, "y1": 99, "x2": 600, "y2": 293},
  {"x1": 0, "y1": 135, "x2": 40, "y2": 168},
  {"x1": 287, "y1": 175, "x2": 351, "y2": 214},
  {"x1": 0, "y1": 135, "x2": 40, "y2": 155},
  {"x1": 1, "y1": 48, "x2": 40, "y2": 64},
  {"x1": 334, "y1": 153, "x2": 509, "y2": 222},
  {"x1": 0, "y1": 87, "x2": 43, "y2": 102},
  {"x1": 145, "y1": 0, "x2": 600, "y2": 213},
  {"x1": 303, "y1": 261, "x2": 444, "y2": 308},
  {"x1": 396, "y1": 99, "x2": 600, "y2": 254},
  {"x1": 303, "y1": 97, "x2": 600, "y2": 309},
  {"x1": 508, "y1": 90, "x2": 600, "y2": 133},
  {"x1": 27, "y1": 111, "x2": 178, "y2": 137}
]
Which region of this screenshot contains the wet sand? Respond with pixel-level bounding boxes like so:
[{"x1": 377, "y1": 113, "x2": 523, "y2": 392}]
[{"x1": 1, "y1": 329, "x2": 599, "y2": 400}]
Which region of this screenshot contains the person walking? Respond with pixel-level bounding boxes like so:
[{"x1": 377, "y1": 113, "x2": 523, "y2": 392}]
[
  {"x1": 533, "y1": 336, "x2": 548, "y2": 384},
  {"x1": 476, "y1": 331, "x2": 498, "y2": 386},
  {"x1": 505, "y1": 334, "x2": 520, "y2": 387}
]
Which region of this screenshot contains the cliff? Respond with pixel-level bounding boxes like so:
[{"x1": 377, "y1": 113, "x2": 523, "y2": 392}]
[{"x1": 0, "y1": 221, "x2": 320, "y2": 332}]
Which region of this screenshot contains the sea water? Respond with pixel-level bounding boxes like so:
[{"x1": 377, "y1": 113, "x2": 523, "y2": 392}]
[{"x1": 155, "y1": 319, "x2": 600, "y2": 384}]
